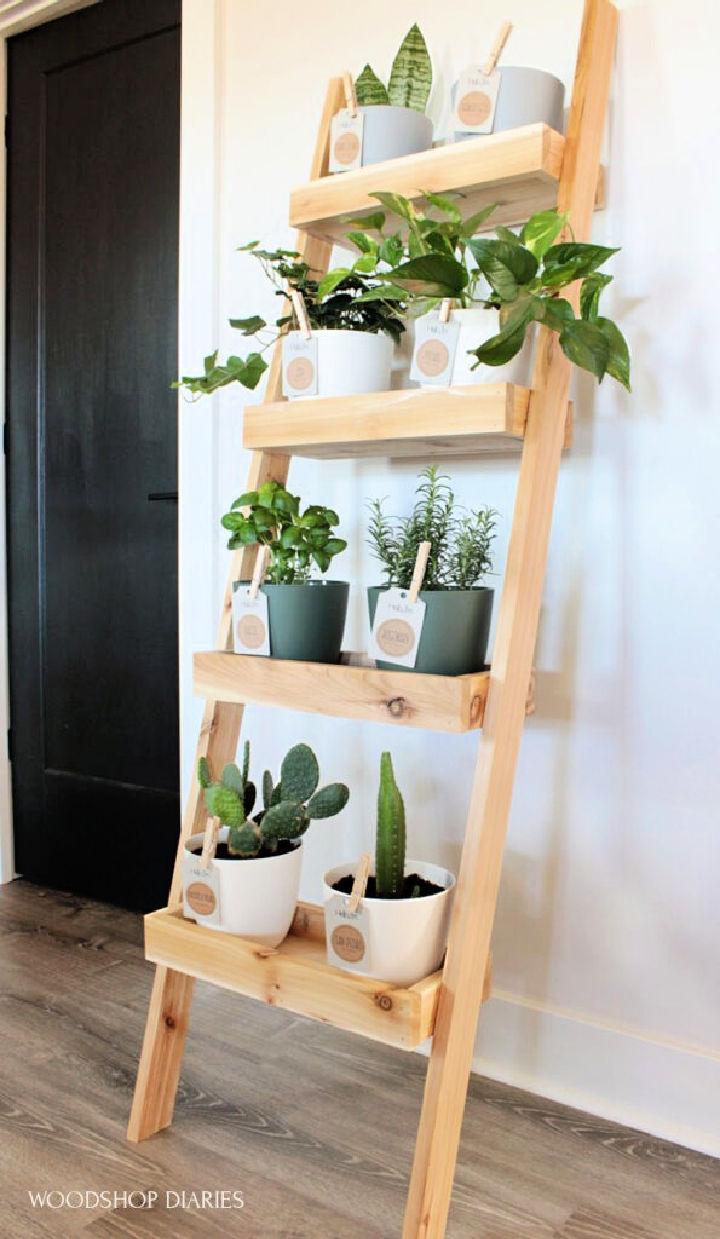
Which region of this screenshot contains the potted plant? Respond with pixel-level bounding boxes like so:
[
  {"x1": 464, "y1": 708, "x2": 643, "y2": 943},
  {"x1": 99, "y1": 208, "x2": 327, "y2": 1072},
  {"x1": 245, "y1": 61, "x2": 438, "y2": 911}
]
[
  {"x1": 452, "y1": 68, "x2": 565, "y2": 142},
  {"x1": 323, "y1": 752, "x2": 455, "y2": 985},
  {"x1": 187, "y1": 741, "x2": 350, "y2": 946},
  {"x1": 174, "y1": 242, "x2": 406, "y2": 401},
  {"x1": 355, "y1": 200, "x2": 630, "y2": 390},
  {"x1": 366, "y1": 467, "x2": 496, "y2": 676},
  {"x1": 346, "y1": 24, "x2": 433, "y2": 168},
  {"x1": 224, "y1": 479, "x2": 349, "y2": 664}
]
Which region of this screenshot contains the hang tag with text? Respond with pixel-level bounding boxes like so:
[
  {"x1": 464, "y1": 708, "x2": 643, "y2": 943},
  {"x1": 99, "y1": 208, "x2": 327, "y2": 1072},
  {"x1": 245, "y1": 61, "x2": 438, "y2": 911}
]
[
  {"x1": 410, "y1": 315, "x2": 461, "y2": 386},
  {"x1": 369, "y1": 587, "x2": 426, "y2": 668},
  {"x1": 325, "y1": 894, "x2": 372, "y2": 973},
  {"x1": 232, "y1": 584, "x2": 270, "y2": 656},
  {"x1": 454, "y1": 66, "x2": 500, "y2": 134},
  {"x1": 183, "y1": 855, "x2": 221, "y2": 926},
  {"x1": 282, "y1": 331, "x2": 318, "y2": 399},
  {"x1": 329, "y1": 108, "x2": 365, "y2": 172}
]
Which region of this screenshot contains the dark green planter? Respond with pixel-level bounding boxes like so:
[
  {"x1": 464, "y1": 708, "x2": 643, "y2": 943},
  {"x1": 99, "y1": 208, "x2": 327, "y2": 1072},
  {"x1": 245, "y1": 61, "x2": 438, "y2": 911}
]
[
  {"x1": 235, "y1": 579, "x2": 349, "y2": 664},
  {"x1": 367, "y1": 585, "x2": 494, "y2": 676}
]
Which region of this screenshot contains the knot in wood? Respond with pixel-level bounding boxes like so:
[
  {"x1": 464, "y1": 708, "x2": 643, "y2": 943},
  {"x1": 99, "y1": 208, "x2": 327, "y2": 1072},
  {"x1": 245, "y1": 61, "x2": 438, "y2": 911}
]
[
  {"x1": 386, "y1": 697, "x2": 406, "y2": 718},
  {"x1": 376, "y1": 994, "x2": 393, "y2": 1011},
  {"x1": 164, "y1": 1014, "x2": 176, "y2": 1030}
]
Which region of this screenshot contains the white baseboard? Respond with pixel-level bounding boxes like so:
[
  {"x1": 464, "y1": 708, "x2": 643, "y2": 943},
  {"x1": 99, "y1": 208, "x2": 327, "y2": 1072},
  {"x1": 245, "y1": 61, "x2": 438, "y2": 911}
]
[{"x1": 471, "y1": 991, "x2": 720, "y2": 1159}]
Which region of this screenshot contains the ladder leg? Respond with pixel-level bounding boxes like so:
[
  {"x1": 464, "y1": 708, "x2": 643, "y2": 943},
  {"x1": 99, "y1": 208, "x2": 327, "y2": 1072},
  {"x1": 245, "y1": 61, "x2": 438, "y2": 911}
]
[
  {"x1": 403, "y1": 3, "x2": 617, "y2": 1232},
  {"x1": 127, "y1": 966, "x2": 195, "y2": 1141}
]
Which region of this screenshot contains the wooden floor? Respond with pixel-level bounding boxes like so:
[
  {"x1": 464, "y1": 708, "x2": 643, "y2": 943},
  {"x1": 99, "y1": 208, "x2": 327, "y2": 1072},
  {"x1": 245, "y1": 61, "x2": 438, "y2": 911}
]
[{"x1": 0, "y1": 881, "x2": 718, "y2": 1238}]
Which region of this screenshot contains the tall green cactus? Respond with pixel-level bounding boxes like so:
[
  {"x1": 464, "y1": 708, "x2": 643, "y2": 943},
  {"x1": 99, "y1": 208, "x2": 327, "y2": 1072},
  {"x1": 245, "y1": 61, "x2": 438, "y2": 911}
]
[
  {"x1": 376, "y1": 751, "x2": 406, "y2": 898},
  {"x1": 198, "y1": 741, "x2": 349, "y2": 859}
]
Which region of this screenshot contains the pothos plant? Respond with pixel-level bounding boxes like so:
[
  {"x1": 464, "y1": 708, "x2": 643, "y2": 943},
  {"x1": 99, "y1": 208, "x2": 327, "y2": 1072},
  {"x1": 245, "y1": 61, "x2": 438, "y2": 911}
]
[
  {"x1": 198, "y1": 741, "x2": 349, "y2": 860},
  {"x1": 174, "y1": 242, "x2": 406, "y2": 398},
  {"x1": 222, "y1": 479, "x2": 346, "y2": 582},
  {"x1": 367, "y1": 466, "x2": 497, "y2": 591},
  {"x1": 355, "y1": 24, "x2": 432, "y2": 113},
  {"x1": 346, "y1": 195, "x2": 631, "y2": 389}
]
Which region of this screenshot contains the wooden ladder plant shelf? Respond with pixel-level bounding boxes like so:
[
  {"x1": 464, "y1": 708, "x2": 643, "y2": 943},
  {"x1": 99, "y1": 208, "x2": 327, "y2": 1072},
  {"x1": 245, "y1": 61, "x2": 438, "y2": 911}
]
[{"x1": 128, "y1": 3, "x2": 618, "y2": 1235}]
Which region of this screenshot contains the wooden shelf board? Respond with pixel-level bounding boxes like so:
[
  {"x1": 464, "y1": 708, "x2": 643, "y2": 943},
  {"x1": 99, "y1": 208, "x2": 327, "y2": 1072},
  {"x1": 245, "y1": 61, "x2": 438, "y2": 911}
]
[
  {"x1": 193, "y1": 651, "x2": 494, "y2": 733},
  {"x1": 144, "y1": 901, "x2": 457, "y2": 1050},
  {"x1": 289, "y1": 124, "x2": 565, "y2": 246}
]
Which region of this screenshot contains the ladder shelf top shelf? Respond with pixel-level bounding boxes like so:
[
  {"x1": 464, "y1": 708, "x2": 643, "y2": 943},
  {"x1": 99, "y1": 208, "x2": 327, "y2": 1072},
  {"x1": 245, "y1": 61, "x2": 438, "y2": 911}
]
[
  {"x1": 290, "y1": 123, "x2": 567, "y2": 246},
  {"x1": 144, "y1": 901, "x2": 492, "y2": 1051},
  {"x1": 244, "y1": 383, "x2": 573, "y2": 460}
]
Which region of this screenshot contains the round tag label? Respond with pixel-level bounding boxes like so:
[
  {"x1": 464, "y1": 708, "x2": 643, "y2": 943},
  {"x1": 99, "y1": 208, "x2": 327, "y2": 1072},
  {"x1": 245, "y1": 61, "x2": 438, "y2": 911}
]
[
  {"x1": 237, "y1": 613, "x2": 266, "y2": 650},
  {"x1": 376, "y1": 618, "x2": 416, "y2": 658},
  {"x1": 457, "y1": 89, "x2": 492, "y2": 126},
  {"x1": 333, "y1": 131, "x2": 360, "y2": 166},
  {"x1": 186, "y1": 881, "x2": 216, "y2": 917},
  {"x1": 331, "y1": 922, "x2": 366, "y2": 963},
  {"x1": 416, "y1": 337, "x2": 450, "y2": 378},
  {"x1": 286, "y1": 356, "x2": 315, "y2": 391}
]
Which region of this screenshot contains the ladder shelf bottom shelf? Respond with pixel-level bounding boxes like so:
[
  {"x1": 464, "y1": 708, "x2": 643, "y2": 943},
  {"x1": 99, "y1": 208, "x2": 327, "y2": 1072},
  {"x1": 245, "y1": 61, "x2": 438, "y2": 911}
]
[{"x1": 144, "y1": 902, "x2": 494, "y2": 1051}]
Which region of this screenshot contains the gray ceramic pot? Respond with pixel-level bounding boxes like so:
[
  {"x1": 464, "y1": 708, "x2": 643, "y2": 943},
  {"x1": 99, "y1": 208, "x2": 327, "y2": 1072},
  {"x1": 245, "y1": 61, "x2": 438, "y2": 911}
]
[
  {"x1": 235, "y1": 579, "x2": 349, "y2": 665},
  {"x1": 360, "y1": 105, "x2": 433, "y2": 166},
  {"x1": 452, "y1": 66, "x2": 565, "y2": 141},
  {"x1": 367, "y1": 585, "x2": 494, "y2": 676}
]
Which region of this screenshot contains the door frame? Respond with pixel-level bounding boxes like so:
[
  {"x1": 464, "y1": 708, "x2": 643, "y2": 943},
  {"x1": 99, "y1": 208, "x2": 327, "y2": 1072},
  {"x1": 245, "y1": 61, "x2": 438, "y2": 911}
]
[{"x1": 0, "y1": 0, "x2": 217, "y2": 884}]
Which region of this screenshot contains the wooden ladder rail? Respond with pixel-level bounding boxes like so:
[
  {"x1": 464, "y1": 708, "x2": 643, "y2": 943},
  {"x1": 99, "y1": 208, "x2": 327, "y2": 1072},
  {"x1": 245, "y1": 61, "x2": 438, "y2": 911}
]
[
  {"x1": 402, "y1": 1, "x2": 618, "y2": 1235},
  {"x1": 127, "y1": 76, "x2": 344, "y2": 1143}
]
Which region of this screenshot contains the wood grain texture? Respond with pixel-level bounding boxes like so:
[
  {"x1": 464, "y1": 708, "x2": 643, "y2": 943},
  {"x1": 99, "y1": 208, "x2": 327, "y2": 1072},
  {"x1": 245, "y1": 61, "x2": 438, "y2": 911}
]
[
  {"x1": 290, "y1": 123, "x2": 566, "y2": 245},
  {"x1": 193, "y1": 651, "x2": 491, "y2": 733},
  {"x1": 2, "y1": 883, "x2": 720, "y2": 1239},
  {"x1": 127, "y1": 78, "x2": 345, "y2": 1145},
  {"x1": 403, "y1": 5, "x2": 619, "y2": 1237}
]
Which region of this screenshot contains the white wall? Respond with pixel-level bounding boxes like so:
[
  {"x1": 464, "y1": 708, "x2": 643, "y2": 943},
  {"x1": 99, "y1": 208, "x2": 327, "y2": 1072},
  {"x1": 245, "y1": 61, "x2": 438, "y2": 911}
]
[{"x1": 179, "y1": 0, "x2": 720, "y2": 1156}]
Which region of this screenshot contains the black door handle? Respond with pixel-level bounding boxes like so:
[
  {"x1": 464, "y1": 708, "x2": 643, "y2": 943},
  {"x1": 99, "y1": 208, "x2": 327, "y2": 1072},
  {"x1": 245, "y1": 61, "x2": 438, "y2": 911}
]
[{"x1": 147, "y1": 491, "x2": 178, "y2": 502}]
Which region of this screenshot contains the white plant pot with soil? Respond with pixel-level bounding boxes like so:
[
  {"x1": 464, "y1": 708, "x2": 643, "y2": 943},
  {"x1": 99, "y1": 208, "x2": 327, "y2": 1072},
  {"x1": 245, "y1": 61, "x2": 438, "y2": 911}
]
[
  {"x1": 300, "y1": 330, "x2": 393, "y2": 399},
  {"x1": 323, "y1": 859, "x2": 456, "y2": 986},
  {"x1": 401, "y1": 307, "x2": 535, "y2": 389},
  {"x1": 186, "y1": 827, "x2": 302, "y2": 947}
]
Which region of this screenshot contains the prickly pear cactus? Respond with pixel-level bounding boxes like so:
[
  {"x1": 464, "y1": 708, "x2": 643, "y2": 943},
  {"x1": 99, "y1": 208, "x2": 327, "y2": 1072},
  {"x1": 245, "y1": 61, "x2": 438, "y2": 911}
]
[{"x1": 376, "y1": 751, "x2": 406, "y2": 898}]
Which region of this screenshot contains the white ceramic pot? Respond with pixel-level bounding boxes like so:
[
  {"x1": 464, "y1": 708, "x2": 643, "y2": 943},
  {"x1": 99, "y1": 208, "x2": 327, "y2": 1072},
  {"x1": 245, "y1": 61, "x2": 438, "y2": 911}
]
[
  {"x1": 360, "y1": 105, "x2": 433, "y2": 166},
  {"x1": 402, "y1": 307, "x2": 535, "y2": 388},
  {"x1": 185, "y1": 827, "x2": 303, "y2": 946},
  {"x1": 323, "y1": 859, "x2": 456, "y2": 986},
  {"x1": 452, "y1": 67, "x2": 565, "y2": 141},
  {"x1": 308, "y1": 330, "x2": 393, "y2": 399}
]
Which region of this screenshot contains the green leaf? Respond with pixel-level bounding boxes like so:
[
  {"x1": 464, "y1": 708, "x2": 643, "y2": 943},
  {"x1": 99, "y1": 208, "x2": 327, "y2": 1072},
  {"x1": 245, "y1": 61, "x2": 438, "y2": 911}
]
[
  {"x1": 387, "y1": 24, "x2": 432, "y2": 112},
  {"x1": 197, "y1": 757, "x2": 211, "y2": 789},
  {"x1": 596, "y1": 316, "x2": 631, "y2": 389},
  {"x1": 355, "y1": 284, "x2": 408, "y2": 303},
  {"x1": 221, "y1": 763, "x2": 244, "y2": 794},
  {"x1": 379, "y1": 254, "x2": 468, "y2": 297},
  {"x1": 370, "y1": 191, "x2": 417, "y2": 223},
  {"x1": 231, "y1": 491, "x2": 259, "y2": 509},
  {"x1": 494, "y1": 225, "x2": 521, "y2": 246},
  {"x1": 317, "y1": 268, "x2": 352, "y2": 299},
  {"x1": 521, "y1": 209, "x2": 567, "y2": 259},
  {"x1": 538, "y1": 296, "x2": 575, "y2": 331},
  {"x1": 344, "y1": 211, "x2": 386, "y2": 233},
  {"x1": 280, "y1": 743, "x2": 319, "y2": 802},
  {"x1": 558, "y1": 319, "x2": 611, "y2": 381},
  {"x1": 306, "y1": 782, "x2": 350, "y2": 819},
  {"x1": 421, "y1": 190, "x2": 461, "y2": 222},
  {"x1": 468, "y1": 238, "x2": 538, "y2": 296},
  {"x1": 228, "y1": 315, "x2": 266, "y2": 335},
  {"x1": 312, "y1": 550, "x2": 331, "y2": 573},
  {"x1": 542, "y1": 242, "x2": 620, "y2": 287},
  {"x1": 345, "y1": 230, "x2": 374, "y2": 254},
  {"x1": 257, "y1": 481, "x2": 278, "y2": 507},
  {"x1": 470, "y1": 300, "x2": 535, "y2": 368},
  {"x1": 580, "y1": 272, "x2": 613, "y2": 322},
  {"x1": 236, "y1": 240, "x2": 260, "y2": 252},
  {"x1": 323, "y1": 538, "x2": 347, "y2": 555},
  {"x1": 460, "y1": 203, "x2": 498, "y2": 237},
  {"x1": 355, "y1": 63, "x2": 389, "y2": 106},
  {"x1": 379, "y1": 235, "x2": 404, "y2": 266},
  {"x1": 353, "y1": 252, "x2": 378, "y2": 274}
]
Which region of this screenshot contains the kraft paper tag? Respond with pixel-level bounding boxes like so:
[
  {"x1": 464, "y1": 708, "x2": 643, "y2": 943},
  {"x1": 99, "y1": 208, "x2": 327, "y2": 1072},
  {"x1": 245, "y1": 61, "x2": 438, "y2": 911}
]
[
  {"x1": 410, "y1": 315, "x2": 461, "y2": 386},
  {"x1": 329, "y1": 108, "x2": 365, "y2": 172},
  {"x1": 183, "y1": 854, "x2": 221, "y2": 926},
  {"x1": 232, "y1": 584, "x2": 270, "y2": 656},
  {"x1": 282, "y1": 332, "x2": 318, "y2": 399},
  {"x1": 454, "y1": 66, "x2": 500, "y2": 134},
  {"x1": 369, "y1": 587, "x2": 426, "y2": 668},
  {"x1": 325, "y1": 894, "x2": 371, "y2": 973}
]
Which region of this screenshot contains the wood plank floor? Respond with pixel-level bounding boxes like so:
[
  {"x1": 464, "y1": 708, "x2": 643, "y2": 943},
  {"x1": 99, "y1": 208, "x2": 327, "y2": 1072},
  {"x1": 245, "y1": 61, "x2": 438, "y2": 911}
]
[{"x1": 0, "y1": 881, "x2": 718, "y2": 1238}]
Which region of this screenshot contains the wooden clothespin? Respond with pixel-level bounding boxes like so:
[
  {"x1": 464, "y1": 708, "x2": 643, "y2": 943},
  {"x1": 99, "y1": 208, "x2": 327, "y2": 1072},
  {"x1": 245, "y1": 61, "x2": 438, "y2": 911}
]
[
  {"x1": 439, "y1": 298, "x2": 453, "y2": 323},
  {"x1": 342, "y1": 70, "x2": 358, "y2": 117},
  {"x1": 408, "y1": 541, "x2": 432, "y2": 604},
  {"x1": 249, "y1": 544, "x2": 268, "y2": 600},
  {"x1": 347, "y1": 853, "x2": 371, "y2": 914},
  {"x1": 289, "y1": 288, "x2": 312, "y2": 339},
  {"x1": 198, "y1": 816, "x2": 220, "y2": 870},
  {"x1": 482, "y1": 21, "x2": 513, "y2": 77}
]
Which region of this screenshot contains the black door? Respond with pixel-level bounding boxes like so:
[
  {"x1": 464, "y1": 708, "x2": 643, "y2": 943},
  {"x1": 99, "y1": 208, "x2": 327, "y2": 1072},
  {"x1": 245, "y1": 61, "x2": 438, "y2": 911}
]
[{"x1": 6, "y1": 0, "x2": 181, "y2": 911}]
